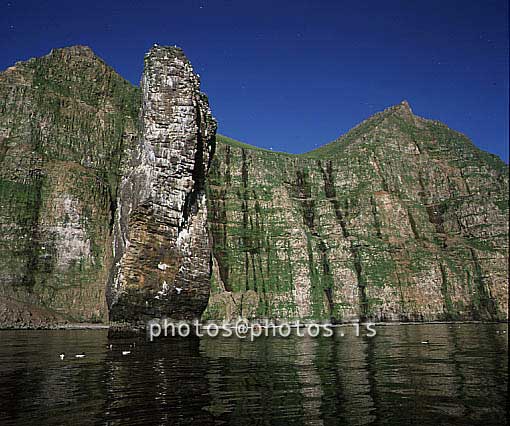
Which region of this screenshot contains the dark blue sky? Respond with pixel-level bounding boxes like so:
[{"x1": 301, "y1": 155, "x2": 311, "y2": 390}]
[{"x1": 1, "y1": 0, "x2": 508, "y2": 161}]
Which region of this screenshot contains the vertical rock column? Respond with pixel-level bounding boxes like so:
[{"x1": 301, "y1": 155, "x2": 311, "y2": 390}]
[{"x1": 108, "y1": 46, "x2": 216, "y2": 323}]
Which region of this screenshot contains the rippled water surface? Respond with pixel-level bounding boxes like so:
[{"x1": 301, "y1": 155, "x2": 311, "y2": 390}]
[{"x1": 0, "y1": 323, "x2": 507, "y2": 425}]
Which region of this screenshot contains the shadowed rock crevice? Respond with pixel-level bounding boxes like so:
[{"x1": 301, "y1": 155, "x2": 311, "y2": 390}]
[
  {"x1": 469, "y1": 249, "x2": 498, "y2": 320},
  {"x1": 295, "y1": 168, "x2": 316, "y2": 233},
  {"x1": 20, "y1": 174, "x2": 46, "y2": 291},
  {"x1": 352, "y1": 245, "x2": 369, "y2": 321},
  {"x1": 320, "y1": 160, "x2": 349, "y2": 238},
  {"x1": 439, "y1": 262, "x2": 456, "y2": 320}
]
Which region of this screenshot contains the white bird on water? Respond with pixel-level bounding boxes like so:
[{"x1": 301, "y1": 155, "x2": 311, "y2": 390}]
[
  {"x1": 421, "y1": 340, "x2": 430, "y2": 344},
  {"x1": 122, "y1": 351, "x2": 131, "y2": 356},
  {"x1": 59, "y1": 353, "x2": 65, "y2": 360},
  {"x1": 75, "y1": 353, "x2": 86, "y2": 358},
  {"x1": 175, "y1": 287, "x2": 183, "y2": 295}
]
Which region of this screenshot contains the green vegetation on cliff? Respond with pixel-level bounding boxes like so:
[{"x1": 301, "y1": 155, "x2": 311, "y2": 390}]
[
  {"x1": 205, "y1": 102, "x2": 508, "y2": 322},
  {"x1": 0, "y1": 46, "x2": 139, "y2": 326},
  {"x1": 0, "y1": 48, "x2": 507, "y2": 327}
]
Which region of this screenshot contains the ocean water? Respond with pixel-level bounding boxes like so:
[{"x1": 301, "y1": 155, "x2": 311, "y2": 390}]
[{"x1": 0, "y1": 323, "x2": 507, "y2": 425}]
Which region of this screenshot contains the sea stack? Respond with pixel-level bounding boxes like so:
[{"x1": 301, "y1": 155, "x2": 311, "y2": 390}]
[{"x1": 108, "y1": 46, "x2": 217, "y2": 324}]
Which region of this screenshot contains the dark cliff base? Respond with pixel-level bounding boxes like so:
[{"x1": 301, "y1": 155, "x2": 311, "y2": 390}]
[{"x1": 1, "y1": 319, "x2": 508, "y2": 332}]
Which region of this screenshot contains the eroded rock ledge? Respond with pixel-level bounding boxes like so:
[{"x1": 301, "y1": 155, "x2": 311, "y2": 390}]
[{"x1": 108, "y1": 46, "x2": 216, "y2": 324}]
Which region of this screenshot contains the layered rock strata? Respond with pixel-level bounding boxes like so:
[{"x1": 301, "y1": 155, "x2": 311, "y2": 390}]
[
  {"x1": 0, "y1": 46, "x2": 139, "y2": 326},
  {"x1": 108, "y1": 46, "x2": 216, "y2": 323},
  {"x1": 205, "y1": 103, "x2": 508, "y2": 322},
  {"x1": 0, "y1": 46, "x2": 507, "y2": 327},
  {"x1": 0, "y1": 45, "x2": 216, "y2": 327}
]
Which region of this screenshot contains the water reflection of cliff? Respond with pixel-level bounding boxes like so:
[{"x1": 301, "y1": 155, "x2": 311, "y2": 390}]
[
  {"x1": 102, "y1": 336, "x2": 215, "y2": 425},
  {"x1": 0, "y1": 324, "x2": 507, "y2": 425},
  {"x1": 199, "y1": 324, "x2": 508, "y2": 425}
]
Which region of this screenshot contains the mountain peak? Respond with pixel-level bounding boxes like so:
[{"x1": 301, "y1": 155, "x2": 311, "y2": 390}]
[
  {"x1": 383, "y1": 99, "x2": 415, "y2": 121},
  {"x1": 50, "y1": 45, "x2": 97, "y2": 58},
  {"x1": 400, "y1": 99, "x2": 412, "y2": 112}
]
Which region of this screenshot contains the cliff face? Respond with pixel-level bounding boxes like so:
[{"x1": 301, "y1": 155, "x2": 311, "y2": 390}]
[
  {"x1": 205, "y1": 102, "x2": 508, "y2": 322},
  {"x1": 0, "y1": 46, "x2": 216, "y2": 327},
  {"x1": 0, "y1": 46, "x2": 139, "y2": 326},
  {"x1": 0, "y1": 47, "x2": 507, "y2": 327},
  {"x1": 108, "y1": 46, "x2": 216, "y2": 323}
]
